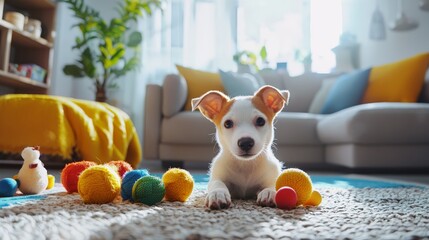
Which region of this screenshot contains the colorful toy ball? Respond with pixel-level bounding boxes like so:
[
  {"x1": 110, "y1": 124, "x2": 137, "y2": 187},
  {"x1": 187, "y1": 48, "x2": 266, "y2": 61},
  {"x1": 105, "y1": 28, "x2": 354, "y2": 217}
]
[
  {"x1": 275, "y1": 168, "x2": 313, "y2": 206},
  {"x1": 275, "y1": 186, "x2": 298, "y2": 210},
  {"x1": 304, "y1": 190, "x2": 322, "y2": 207},
  {"x1": 78, "y1": 165, "x2": 121, "y2": 204},
  {"x1": 0, "y1": 178, "x2": 18, "y2": 197},
  {"x1": 47, "y1": 175, "x2": 55, "y2": 190},
  {"x1": 162, "y1": 168, "x2": 194, "y2": 202},
  {"x1": 132, "y1": 176, "x2": 165, "y2": 206},
  {"x1": 61, "y1": 161, "x2": 97, "y2": 193},
  {"x1": 105, "y1": 161, "x2": 133, "y2": 178},
  {"x1": 121, "y1": 169, "x2": 150, "y2": 201}
]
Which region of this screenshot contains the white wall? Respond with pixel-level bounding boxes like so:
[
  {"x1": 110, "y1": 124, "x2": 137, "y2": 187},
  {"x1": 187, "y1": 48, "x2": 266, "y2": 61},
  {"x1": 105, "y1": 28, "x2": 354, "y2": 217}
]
[
  {"x1": 51, "y1": 0, "x2": 125, "y2": 100},
  {"x1": 342, "y1": 0, "x2": 429, "y2": 67}
]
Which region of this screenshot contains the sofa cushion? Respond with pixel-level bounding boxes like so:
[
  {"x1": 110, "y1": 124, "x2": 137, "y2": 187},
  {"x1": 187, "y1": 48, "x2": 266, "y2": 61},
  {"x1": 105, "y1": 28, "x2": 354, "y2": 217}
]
[
  {"x1": 282, "y1": 73, "x2": 327, "y2": 112},
  {"x1": 274, "y1": 112, "x2": 324, "y2": 145},
  {"x1": 162, "y1": 74, "x2": 187, "y2": 117},
  {"x1": 318, "y1": 103, "x2": 429, "y2": 144},
  {"x1": 219, "y1": 70, "x2": 261, "y2": 97},
  {"x1": 320, "y1": 68, "x2": 371, "y2": 114},
  {"x1": 258, "y1": 69, "x2": 285, "y2": 90},
  {"x1": 308, "y1": 78, "x2": 337, "y2": 113},
  {"x1": 362, "y1": 52, "x2": 429, "y2": 103},
  {"x1": 162, "y1": 112, "x2": 216, "y2": 144},
  {"x1": 176, "y1": 65, "x2": 225, "y2": 111}
]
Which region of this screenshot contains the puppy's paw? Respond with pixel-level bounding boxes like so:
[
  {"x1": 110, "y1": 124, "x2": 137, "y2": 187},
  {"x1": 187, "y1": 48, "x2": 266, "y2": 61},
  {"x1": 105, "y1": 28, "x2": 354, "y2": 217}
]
[
  {"x1": 257, "y1": 188, "x2": 276, "y2": 208},
  {"x1": 205, "y1": 189, "x2": 231, "y2": 210}
]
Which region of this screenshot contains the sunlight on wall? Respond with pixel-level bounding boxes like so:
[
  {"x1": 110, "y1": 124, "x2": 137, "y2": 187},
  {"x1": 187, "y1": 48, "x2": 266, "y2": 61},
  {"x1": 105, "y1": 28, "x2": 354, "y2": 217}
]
[
  {"x1": 237, "y1": 0, "x2": 342, "y2": 75},
  {"x1": 310, "y1": 0, "x2": 342, "y2": 73},
  {"x1": 194, "y1": 2, "x2": 216, "y2": 69}
]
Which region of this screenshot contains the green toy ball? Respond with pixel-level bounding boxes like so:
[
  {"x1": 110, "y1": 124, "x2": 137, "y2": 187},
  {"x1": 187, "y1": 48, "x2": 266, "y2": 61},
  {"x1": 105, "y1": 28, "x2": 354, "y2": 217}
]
[{"x1": 132, "y1": 176, "x2": 165, "y2": 206}]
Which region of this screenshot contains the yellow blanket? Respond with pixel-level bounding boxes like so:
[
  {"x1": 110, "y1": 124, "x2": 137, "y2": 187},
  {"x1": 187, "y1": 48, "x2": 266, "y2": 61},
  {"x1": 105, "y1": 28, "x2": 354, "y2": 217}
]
[{"x1": 0, "y1": 94, "x2": 141, "y2": 168}]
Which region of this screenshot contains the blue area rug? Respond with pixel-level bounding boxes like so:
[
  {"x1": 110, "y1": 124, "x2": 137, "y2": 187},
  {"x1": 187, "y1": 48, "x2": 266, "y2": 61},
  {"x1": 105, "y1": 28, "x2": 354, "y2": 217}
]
[
  {"x1": 0, "y1": 195, "x2": 47, "y2": 208},
  {"x1": 0, "y1": 174, "x2": 422, "y2": 209},
  {"x1": 155, "y1": 173, "x2": 420, "y2": 190}
]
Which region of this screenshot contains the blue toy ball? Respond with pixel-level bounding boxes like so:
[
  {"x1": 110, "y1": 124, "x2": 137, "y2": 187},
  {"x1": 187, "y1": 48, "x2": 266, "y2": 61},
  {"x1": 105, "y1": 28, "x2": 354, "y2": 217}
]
[
  {"x1": 0, "y1": 178, "x2": 18, "y2": 197},
  {"x1": 121, "y1": 169, "x2": 150, "y2": 200}
]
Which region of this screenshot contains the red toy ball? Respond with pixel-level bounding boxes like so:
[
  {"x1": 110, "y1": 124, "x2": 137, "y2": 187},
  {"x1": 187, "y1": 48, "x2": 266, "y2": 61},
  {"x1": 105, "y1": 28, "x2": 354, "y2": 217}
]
[
  {"x1": 61, "y1": 161, "x2": 97, "y2": 193},
  {"x1": 105, "y1": 161, "x2": 133, "y2": 178},
  {"x1": 275, "y1": 186, "x2": 298, "y2": 210}
]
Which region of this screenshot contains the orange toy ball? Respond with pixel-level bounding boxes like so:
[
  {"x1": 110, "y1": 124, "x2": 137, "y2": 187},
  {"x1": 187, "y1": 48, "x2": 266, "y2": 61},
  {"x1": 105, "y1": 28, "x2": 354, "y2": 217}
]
[
  {"x1": 61, "y1": 161, "x2": 97, "y2": 193},
  {"x1": 105, "y1": 161, "x2": 133, "y2": 178}
]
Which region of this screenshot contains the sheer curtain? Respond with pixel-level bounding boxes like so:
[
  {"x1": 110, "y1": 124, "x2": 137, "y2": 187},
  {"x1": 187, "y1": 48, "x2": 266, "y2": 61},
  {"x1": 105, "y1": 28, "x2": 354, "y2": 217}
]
[{"x1": 131, "y1": 0, "x2": 236, "y2": 142}]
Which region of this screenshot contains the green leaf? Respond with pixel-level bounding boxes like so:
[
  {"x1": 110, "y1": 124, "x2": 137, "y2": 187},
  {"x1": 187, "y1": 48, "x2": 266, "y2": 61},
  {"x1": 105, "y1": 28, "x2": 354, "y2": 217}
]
[
  {"x1": 63, "y1": 64, "x2": 85, "y2": 78},
  {"x1": 81, "y1": 48, "x2": 96, "y2": 78},
  {"x1": 127, "y1": 32, "x2": 142, "y2": 47},
  {"x1": 108, "y1": 48, "x2": 126, "y2": 68},
  {"x1": 260, "y1": 46, "x2": 267, "y2": 61}
]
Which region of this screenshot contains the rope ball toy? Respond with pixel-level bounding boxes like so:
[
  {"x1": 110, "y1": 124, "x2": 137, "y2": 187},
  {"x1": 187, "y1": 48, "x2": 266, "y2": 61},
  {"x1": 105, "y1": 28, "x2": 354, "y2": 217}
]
[
  {"x1": 305, "y1": 190, "x2": 322, "y2": 206},
  {"x1": 162, "y1": 168, "x2": 194, "y2": 202},
  {"x1": 105, "y1": 161, "x2": 133, "y2": 178},
  {"x1": 275, "y1": 168, "x2": 322, "y2": 209},
  {"x1": 61, "y1": 161, "x2": 97, "y2": 193},
  {"x1": 121, "y1": 169, "x2": 150, "y2": 201},
  {"x1": 132, "y1": 175, "x2": 165, "y2": 206},
  {"x1": 0, "y1": 178, "x2": 18, "y2": 197},
  {"x1": 78, "y1": 165, "x2": 121, "y2": 204}
]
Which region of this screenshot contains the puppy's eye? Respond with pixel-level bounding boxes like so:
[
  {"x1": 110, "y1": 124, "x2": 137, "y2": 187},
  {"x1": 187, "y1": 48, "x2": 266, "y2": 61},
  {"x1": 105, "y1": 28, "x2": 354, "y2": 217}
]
[
  {"x1": 224, "y1": 120, "x2": 234, "y2": 129},
  {"x1": 255, "y1": 117, "x2": 265, "y2": 127}
]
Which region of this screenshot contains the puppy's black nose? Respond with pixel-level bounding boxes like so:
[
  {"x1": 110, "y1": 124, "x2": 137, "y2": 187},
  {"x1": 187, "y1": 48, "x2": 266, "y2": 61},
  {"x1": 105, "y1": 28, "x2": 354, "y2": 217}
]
[{"x1": 238, "y1": 137, "x2": 254, "y2": 152}]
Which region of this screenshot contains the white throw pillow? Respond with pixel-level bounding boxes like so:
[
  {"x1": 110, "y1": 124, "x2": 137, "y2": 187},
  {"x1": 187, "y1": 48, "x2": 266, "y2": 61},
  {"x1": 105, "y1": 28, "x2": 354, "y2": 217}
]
[{"x1": 308, "y1": 78, "x2": 337, "y2": 114}]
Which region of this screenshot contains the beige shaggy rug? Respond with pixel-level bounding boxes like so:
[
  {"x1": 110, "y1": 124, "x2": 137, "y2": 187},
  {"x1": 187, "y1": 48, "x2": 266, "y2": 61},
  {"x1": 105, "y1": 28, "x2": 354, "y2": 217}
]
[{"x1": 0, "y1": 185, "x2": 429, "y2": 240}]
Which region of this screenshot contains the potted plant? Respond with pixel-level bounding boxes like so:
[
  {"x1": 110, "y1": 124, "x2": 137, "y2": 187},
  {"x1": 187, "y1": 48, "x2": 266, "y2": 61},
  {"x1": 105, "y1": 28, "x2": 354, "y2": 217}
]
[
  {"x1": 60, "y1": 0, "x2": 162, "y2": 102},
  {"x1": 233, "y1": 46, "x2": 268, "y2": 73}
]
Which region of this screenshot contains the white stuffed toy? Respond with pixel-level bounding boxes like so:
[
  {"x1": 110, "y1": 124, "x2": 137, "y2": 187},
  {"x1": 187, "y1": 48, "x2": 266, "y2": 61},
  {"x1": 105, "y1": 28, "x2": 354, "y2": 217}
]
[{"x1": 17, "y1": 146, "x2": 48, "y2": 194}]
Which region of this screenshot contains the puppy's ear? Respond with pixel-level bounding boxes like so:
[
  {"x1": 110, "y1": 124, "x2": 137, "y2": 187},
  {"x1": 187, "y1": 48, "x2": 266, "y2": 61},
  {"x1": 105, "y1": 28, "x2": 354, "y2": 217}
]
[
  {"x1": 254, "y1": 85, "x2": 290, "y2": 113},
  {"x1": 192, "y1": 91, "x2": 230, "y2": 121}
]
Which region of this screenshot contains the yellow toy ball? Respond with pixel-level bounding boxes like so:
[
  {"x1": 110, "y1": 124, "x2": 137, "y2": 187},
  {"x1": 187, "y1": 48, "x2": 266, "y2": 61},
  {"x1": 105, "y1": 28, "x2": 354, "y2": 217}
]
[
  {"x1": 304, "y1": 190, "x2": 322, "y2": 206},
  {"x1": 275, "y1": 168, "x2": 313, "y2": 205},
  {"x1": 78, "y1": 165, "x2": 121, "y2": 204},
  {"x1": 162, "y1": 168, "x2": 194, "y2": 202},
  {"x1": 46, "y1": 175, "x2": 55, "y2": 190}
]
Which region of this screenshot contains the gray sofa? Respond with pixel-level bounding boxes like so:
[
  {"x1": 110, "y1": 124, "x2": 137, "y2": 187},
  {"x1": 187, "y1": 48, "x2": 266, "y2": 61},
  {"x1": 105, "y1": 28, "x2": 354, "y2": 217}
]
[{"x1": 143, "y1": 71, "x2": 429, "y2": 169}]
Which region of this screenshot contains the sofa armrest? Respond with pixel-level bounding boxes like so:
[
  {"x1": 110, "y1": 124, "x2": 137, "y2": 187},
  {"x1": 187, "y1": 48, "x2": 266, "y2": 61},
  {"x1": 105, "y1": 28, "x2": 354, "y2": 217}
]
[
  {"x1": 318, "y1": 103, "x2": 429, "y2": 144},
  {"x1": 163, "y1": 74, "x2": 187, "y2": 117},
  {"x1": 143, "y1": 84, "x2": 162, "y2": 160}
]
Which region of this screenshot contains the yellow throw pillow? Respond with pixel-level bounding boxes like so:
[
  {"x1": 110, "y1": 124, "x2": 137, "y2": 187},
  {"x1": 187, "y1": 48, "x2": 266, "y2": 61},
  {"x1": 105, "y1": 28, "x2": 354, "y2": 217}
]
[
  {"x1": 176, "y1": 65, "x2": 225, "y2": 111},
  {"x1": 362, "y1": 53, "x2": 429, "y2": 103}
]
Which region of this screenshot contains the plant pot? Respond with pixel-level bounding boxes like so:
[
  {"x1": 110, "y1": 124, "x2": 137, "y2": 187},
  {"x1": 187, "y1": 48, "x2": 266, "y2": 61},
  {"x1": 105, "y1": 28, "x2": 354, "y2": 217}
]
[{"x1": 95, "y1": 87, "x2": 107, "y2": 102}]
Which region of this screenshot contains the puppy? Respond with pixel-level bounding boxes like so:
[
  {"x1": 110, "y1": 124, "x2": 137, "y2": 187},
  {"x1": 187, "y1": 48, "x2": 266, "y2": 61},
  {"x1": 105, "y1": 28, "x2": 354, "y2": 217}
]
[{"x1": 192, "y1": 85, "x2": 290, "y2": 209}]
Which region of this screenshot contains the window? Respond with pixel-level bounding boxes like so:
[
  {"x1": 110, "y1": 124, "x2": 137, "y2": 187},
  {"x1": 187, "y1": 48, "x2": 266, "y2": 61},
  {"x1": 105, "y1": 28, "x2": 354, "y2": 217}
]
[
  {"x1": 236, "y1": 0, "x2": 342, "y2": 75},
  {"x1": 165, "y1": 0, "x2": 343, "y2": 74}
]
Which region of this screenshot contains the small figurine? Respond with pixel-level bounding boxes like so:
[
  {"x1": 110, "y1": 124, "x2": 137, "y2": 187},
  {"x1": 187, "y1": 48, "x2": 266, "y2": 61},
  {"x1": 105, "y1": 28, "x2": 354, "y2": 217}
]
[{"x1": 17, "y1": 146, "x2": 48, "y2": 194}]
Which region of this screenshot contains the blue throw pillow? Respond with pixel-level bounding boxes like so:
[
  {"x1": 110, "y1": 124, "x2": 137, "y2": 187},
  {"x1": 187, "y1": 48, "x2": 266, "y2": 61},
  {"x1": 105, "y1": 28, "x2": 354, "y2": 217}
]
[
  {"x1": 219, "y1": 70, "x2": 261, "y2": 97},
  {"x1": 320, "y1": 68, "x2": 371, "y2": 114}
]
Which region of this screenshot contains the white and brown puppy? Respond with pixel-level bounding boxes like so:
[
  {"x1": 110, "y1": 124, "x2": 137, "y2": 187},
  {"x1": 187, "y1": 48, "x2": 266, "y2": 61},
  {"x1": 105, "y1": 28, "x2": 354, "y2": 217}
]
[{"x1": 192, "y1": 86, "x2": 290, "y2": 209}]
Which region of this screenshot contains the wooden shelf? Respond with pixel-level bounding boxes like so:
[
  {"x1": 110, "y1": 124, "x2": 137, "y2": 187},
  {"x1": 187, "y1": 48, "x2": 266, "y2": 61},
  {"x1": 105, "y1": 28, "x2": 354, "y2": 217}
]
[
  {"x1": 0, "y1": 0, "x2": 56, "y2": 94},
  {"x1": 5, "y1": 0, "x2": 55, "y2": 9},
  {"x1": 0, "y1": 20, "x2": 52, "y2": 48},
  {"x1": 0, "y1": 70, "x2": 48, "y2": 89}
]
